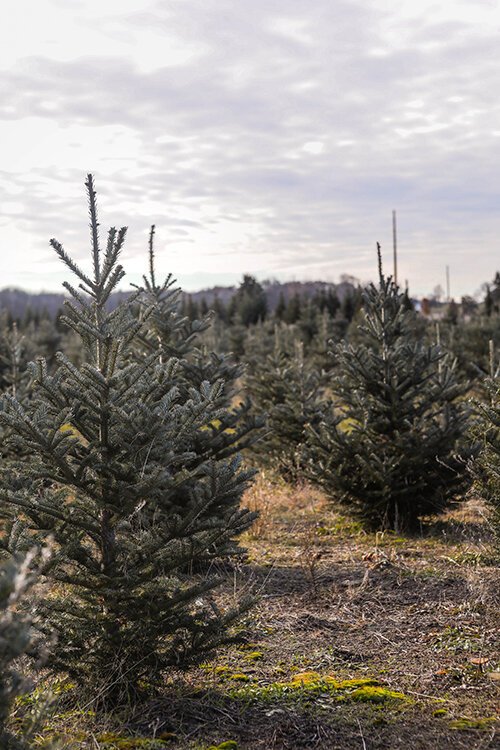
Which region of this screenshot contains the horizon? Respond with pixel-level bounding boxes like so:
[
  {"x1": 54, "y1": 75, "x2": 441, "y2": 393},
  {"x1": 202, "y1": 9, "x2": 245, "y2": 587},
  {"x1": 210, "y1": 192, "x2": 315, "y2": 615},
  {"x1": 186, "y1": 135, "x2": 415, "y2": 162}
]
[
  {"x1": 1, "y1": 1, "x2": 500, "y2": 299},
  {"x1": 0, "y1": 272, "x2": 485, "y2": 304}
]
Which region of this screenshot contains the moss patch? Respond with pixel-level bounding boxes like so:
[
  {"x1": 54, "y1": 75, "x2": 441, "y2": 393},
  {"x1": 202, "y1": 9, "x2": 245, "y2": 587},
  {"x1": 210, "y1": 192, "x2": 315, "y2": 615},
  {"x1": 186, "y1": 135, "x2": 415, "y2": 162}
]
[
  {"x1": 96, "y1": 734, "x2": 171, "y2": 749},
  {"x1": 449, "y1": 717, "x2": 497, "y2": 731},
  {"x1": 226, "y1": 672, "x2": 410, "y2": 706}
]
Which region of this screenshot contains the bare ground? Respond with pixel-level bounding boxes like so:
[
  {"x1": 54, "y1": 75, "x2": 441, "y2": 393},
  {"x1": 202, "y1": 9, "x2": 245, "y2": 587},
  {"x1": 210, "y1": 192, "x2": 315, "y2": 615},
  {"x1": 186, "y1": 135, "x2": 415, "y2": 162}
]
[{"x1": 31, "y1": 477, "x2": 500, "y2": 749}]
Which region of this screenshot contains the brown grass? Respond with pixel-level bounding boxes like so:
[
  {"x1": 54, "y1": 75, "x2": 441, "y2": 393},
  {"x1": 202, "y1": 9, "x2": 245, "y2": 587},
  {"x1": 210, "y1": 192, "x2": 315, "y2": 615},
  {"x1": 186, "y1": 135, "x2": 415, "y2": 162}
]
[{"x1": 15, "y1": 476, "x2": 500, "y2": 749}]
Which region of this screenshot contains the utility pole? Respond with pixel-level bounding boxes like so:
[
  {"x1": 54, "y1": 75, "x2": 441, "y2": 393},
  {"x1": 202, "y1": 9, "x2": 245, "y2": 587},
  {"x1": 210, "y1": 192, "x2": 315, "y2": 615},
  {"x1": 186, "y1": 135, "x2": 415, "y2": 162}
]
[
  {"x1": 392, "y1": 210, "x2": 398, "y2": 286},
  {"x1": 446, "y1": 265, "x2": 450, "y2": 302}
]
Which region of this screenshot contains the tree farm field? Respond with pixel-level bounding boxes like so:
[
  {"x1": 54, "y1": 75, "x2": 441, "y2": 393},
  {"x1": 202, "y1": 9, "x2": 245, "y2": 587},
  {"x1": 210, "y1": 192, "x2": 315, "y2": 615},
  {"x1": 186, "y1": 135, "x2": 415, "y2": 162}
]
[{"x1": 35, "y1": 474, "x2": 499, "y2": 750}]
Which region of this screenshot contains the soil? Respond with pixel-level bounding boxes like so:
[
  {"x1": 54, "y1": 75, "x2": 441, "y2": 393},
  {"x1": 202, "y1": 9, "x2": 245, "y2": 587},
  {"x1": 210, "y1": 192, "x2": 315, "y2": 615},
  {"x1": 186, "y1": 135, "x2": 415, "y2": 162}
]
[{"x1": 37, "y1": 477, "x2": 500, "y2": 749}]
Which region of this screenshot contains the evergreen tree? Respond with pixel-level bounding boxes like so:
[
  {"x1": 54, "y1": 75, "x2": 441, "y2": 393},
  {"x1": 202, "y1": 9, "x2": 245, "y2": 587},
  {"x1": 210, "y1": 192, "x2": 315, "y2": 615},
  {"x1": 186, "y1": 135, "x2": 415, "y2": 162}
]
[
  {"x1": 307, "y1": 245, "x2": 471, "y2": 531},
  {"x1": 470, "y1": 377, "x2": 500, "y2": 553},
  {"x1": 0, "y1": 321, "x2": 31, "y2": 402},
  {"x1": 326, "y1": 289, "x2": 341, "y2": 318},
  {"x1": 184, "y1": 295, "x2": 199, "y2": 322},
  {"x1": 212, "y1": 295, "x2": 227, "y2": 324},
  {"x1": 298, "y1": 299, "x2": 319, "y2": 346},
  {"x1": 0, "y1": 176, "x2": 255, "y2": 704},
  {"x1": 228, "y1": 275, "x2": 267, "y2": 327},
  {"x1": 484, "y1": 285, "x2": 493, "y2": 317},
  {"x1": 0, "y1": 551, "x2": 54, "y2": 750},
  {"x1": 133, "y1": 226, "x2": 261, "y2": 544},
  {"x1": 248, "y1": 335, "x2": 323, "y2": 481},
  {"x1": 444, "y1": 316, "x2": 500, "y2": 382},
  {"x1": 199, "y1": 297, "x2": 209, "y2": 317},
  {"x1": 284, "y1": 293, "x2": 302, "y2": 325},
  {"x1": 341, "y1": 293, "x2": 356, "y2": 323},
  {"x1": 274, "y1": 291, "x2": 286, "y2": 322},
  {"x1": 0, "y1": 554, "x2": 33, "y2": 749}
]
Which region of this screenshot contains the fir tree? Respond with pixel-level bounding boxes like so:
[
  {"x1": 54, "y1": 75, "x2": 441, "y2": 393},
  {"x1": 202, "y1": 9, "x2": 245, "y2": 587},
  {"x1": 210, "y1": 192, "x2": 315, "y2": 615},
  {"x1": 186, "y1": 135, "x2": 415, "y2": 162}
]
[
  {"x1": 274, "y1": 291, "x2": 286, "y2": 322},
  {"x1": 0, "y1": 176, "x2": 256, "y2": 704},
  {"x1": 0, "y1": 554, "x2": 33, "y2": 749},
  {"x1": 284, "y1": 293, "x2": 301, "y2": 325},
  {"x1": 485, "y1": 285, "x2": 494, "y2": 318},
  {"x1": 212, "y1": 295, "x2": 227, "y2": 323},
  {"x1": 469, "y1": 377, "x2": 500, "y2": 553},
  {"x1": 248, "y1": 335, "x2": 323, "y2": 481},
  {"x1": 0, "y1": 550, "x2": 54, "y2": 750},
  {"x1": 132, "y1": 226, "x2": 261, "y2": 550},
  {"x1": 307, "y1": 245, "x2": 471, "y2": 531},
  {"x1": 0, "y1": 321, "x2": 31, "y2": 403},
  {"x1": 228, "y1": 275, "x2": 267, "y2": 326}
]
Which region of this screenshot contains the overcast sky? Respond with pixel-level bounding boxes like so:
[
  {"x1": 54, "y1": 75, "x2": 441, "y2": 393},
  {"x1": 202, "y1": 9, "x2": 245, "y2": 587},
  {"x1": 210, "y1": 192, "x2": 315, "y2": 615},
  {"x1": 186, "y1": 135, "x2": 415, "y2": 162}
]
[{"x1": 0, "y1": 0, "x2": 499, "y2": 298}]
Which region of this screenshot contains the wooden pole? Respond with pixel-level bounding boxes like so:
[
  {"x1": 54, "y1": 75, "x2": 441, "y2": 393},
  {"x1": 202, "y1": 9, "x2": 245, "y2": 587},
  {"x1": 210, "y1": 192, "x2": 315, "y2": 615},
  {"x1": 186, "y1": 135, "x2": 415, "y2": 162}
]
[{"x1": 392, "y1": 210, "x2": 398, "y2": 286}]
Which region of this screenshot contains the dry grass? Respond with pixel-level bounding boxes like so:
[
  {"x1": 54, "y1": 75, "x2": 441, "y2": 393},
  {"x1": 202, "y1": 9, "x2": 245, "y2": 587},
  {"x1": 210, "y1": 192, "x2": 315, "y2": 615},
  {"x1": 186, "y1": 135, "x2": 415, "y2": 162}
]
[
  {"x1": 13, "y1": 476, "x2": 500, "y2": 749},
  {"x1": 242, "y1": 473, "x2": 326, "y2": 540}
]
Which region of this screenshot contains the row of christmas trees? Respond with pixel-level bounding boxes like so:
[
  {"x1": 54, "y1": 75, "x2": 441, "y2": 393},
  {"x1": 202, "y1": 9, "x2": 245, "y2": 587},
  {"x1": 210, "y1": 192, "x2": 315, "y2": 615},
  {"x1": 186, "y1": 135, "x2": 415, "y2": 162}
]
[
  {"x1": 1, "y1": 177, "x2": 500, "y2": 746},
  {"x1": 0, "y1": 178, "x2": 262, "y2": 745}
]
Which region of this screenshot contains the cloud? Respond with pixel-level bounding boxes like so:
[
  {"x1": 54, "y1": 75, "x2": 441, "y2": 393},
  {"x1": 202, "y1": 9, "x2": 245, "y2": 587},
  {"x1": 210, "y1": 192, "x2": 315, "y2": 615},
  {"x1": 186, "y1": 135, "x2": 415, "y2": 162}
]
[{"x1": 0, "y1": 0, "x2": 499, "y2": 297}]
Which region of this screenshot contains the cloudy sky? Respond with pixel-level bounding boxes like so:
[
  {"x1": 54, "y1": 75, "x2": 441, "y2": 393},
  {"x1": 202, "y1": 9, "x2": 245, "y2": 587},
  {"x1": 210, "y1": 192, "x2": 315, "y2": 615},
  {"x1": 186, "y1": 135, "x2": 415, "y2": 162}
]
[{"x1": 0, "y1": 0, "x2": 499, "y2": 298}]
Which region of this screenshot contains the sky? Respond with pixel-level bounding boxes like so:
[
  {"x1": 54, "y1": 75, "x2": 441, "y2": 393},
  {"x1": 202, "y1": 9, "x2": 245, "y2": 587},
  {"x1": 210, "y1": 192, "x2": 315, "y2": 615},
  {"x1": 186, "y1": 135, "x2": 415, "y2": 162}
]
[{"x1": 0, "y1": 0, "x2": 499, "y2": 299}]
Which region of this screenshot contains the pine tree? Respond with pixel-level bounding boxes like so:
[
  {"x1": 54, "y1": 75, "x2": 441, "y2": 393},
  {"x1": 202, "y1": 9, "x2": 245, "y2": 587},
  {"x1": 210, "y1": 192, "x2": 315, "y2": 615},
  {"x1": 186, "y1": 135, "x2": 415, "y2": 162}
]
[
  {"x1": 0, "y1": 551, "x2": 54, "y2": 750},
  {"x1": 228, "y1": 275, "x2": 267, "y2": 327},
  {"x1": 274, "y1": 292, "x2": 286, "y2": 322},
  {"x1": 0, "y1": 554, "x2": 32, "y2": 749},
  {"x1": 132, "y1": 226, "x2": 262, "y2": 551},
  {"x1": 248, "y1": 334, "x2": 323, "y2": 481},
  {"x1": 284, "y1": 293, "x2": 301, "y2": 325},
  {"x1": 469, "y1": 377, "x2": 500, "y2": 554},
  {"x1": 0, "y1": 176, "x2": 256, "y2": 704},
  {"x1": 0, "y1": 321, "x2": 31, "y2": 404},
  {"x1": 307, "y1": 245, "x2": 471, "y2": 531}
]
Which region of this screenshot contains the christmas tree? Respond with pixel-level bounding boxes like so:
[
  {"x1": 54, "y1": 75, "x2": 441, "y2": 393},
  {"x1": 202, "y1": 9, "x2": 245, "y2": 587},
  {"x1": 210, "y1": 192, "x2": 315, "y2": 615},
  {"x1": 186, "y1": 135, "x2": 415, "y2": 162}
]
[
  {"x1": 307, "y1": 245, "x2": 470, "y2": 531},
  {"x1": 0, "y1": 176, "x2": 256, "y2": 704},
  {"x1": 469, "y1": 377, "x2": 500, "y2": 553},
  {"x1": 247, "y1": 333, "x2": 323, "y2": 481},
  {"x1": 0, "y1": 551, "x2": 51, "y2": 749},
  {"x1": 134, "y1": 226, "x2": 261, "y2": 467}
]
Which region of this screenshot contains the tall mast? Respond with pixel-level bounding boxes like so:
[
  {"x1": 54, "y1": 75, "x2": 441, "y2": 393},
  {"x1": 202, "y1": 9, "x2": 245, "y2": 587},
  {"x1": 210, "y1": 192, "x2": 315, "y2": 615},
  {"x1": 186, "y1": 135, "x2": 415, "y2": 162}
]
[{"x1": 392, "y1": 209, "x2": 398, "y2": 285}]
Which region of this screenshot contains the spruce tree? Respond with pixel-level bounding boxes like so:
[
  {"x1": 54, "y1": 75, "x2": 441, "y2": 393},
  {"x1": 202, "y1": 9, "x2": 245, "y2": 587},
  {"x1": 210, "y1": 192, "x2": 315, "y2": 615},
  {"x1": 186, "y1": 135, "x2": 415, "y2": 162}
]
[
  {"x1": 307, "y1": 245, "x2": 470, "y2": 531},
  {"x1": 469, "y1": 377, "x2": 500, "y2": 553},
  {"x1": 228, "y1": 275, "x2": 267, "y2": 327},
  {"x1": 0, "y1": 554, "x2": 32, "y2": 749},
  {"x1": 247, "y1": 335, "x2": 323, "y2": 481},
  {"x1": 0, "y1": 551, "x2": 53, "y2": 750},
  {"x1": 0, "y1": 176, "x2": 255, "y2": 704},
  {"x1": 132, "y1": 226, "x2": 261, "y2": 550},
  {"x1": 0, "y1": 320, "x2": 31, "y2": 403}
]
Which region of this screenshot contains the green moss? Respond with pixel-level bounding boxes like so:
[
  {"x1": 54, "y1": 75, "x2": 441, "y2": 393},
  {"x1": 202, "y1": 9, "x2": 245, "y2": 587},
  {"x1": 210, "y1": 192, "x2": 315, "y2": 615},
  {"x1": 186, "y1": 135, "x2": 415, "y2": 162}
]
[
  {"x1": 227, "y1": 673, "x2": 410, "y2": 705},
  {"x1": 449, "y1": 717, "x2": 497, "y2": 731},
  {"x1": 289, "y1": 671, "x2": 323, "y2": 685},
  {"x1": 335, "y1": 678, "x2": 380, "y2": 689},
  {"x1": 206, "y1": 742, "x2": 238, "y2": 750},
  {"x1": 97, "y1": 733, "x2": 170, "y2": 748},
  {"x1": 316, "y1": 518, "x2": 364, "y2": 537},
  {"x1": 349, "y1": 686, "x2": 408, "y2": 703},
  {"x1": 228, "y1": 673, "x2": 251, "y2": 682},
  {"x1": 244, "y1": 651, "x2": 264, "y2": 661}
]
